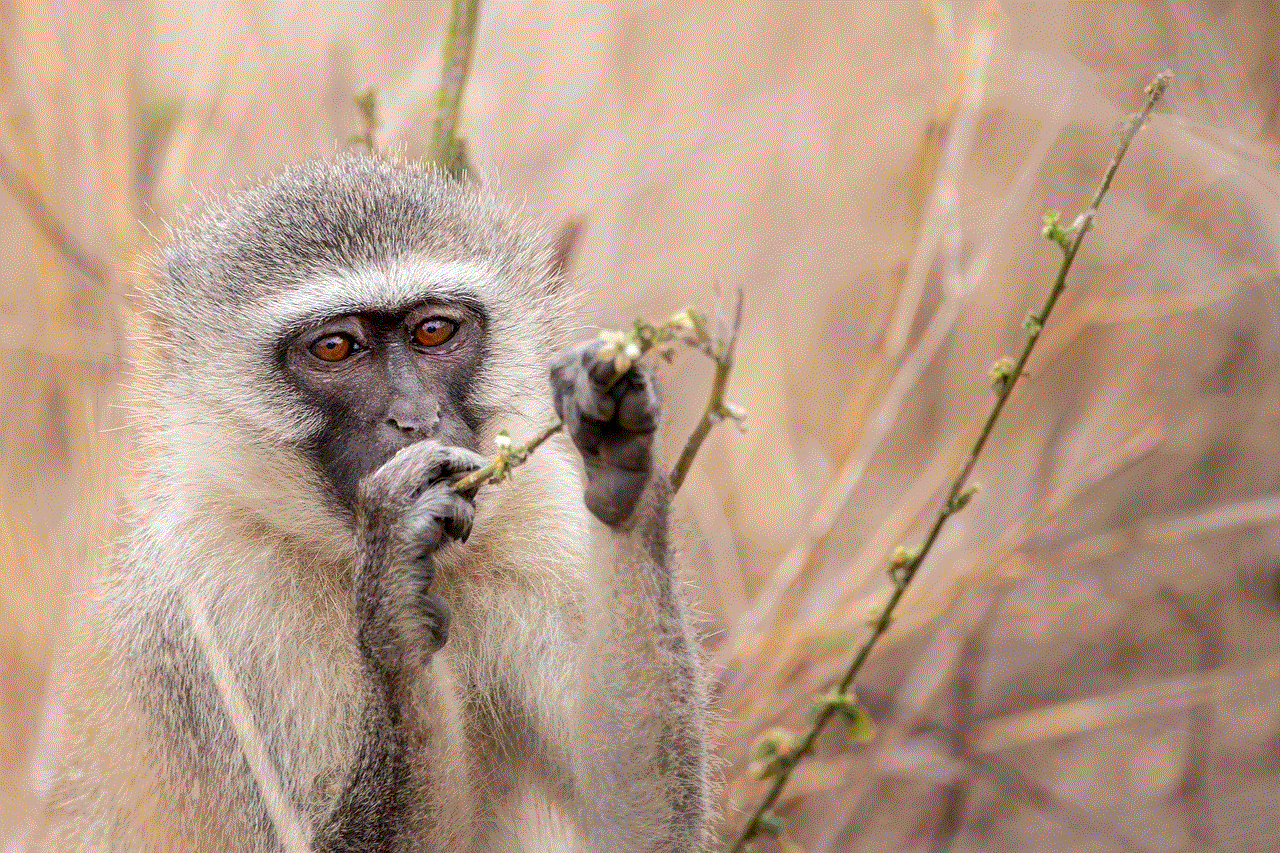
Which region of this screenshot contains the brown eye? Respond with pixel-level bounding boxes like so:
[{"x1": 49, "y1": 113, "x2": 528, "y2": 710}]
[
  {"x1": 414, "y1": 317, "x2": 458, "y2": 348},
  {"x1": 309, "y1": 333, "x2": 357, "y2": 362}
]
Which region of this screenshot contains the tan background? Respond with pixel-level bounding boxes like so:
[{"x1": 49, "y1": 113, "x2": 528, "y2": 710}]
[{"x1": 3, "y1": 2, "x2": 1278, "y2": 850}]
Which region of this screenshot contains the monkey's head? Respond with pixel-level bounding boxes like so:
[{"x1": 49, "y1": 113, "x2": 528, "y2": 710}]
[{"x1": 148, "y1": 155, "x2": 572, "y2": 555}]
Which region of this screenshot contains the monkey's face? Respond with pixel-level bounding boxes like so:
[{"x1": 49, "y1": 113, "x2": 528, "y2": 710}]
[
  {"x1": 278, "y1": 297, "x2": 487, "y2": 513},
  {"x1": 151, "y1": 156, "x2": 571, "y2": 553}
]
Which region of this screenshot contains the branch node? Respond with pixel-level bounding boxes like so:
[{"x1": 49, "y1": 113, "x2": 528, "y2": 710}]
[{"x1": 950, "y1": 482, "x2": 980, "y2": 513}]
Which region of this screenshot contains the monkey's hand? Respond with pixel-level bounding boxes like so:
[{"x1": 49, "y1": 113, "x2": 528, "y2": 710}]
[
  {"x1": 551, "y1": 340, "x2": 660, "y2": 527},
  {"x1": 353, "y1": 441, "x2": 485, "y2": 681}
]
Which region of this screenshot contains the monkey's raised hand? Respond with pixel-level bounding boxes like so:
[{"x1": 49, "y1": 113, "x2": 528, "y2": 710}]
[
  {"x1": 551, "y1": 340, "x2": 660, "y2": 527},
  {"x1": 353, "y1": 441, "x2": 485, "y2": 681}
]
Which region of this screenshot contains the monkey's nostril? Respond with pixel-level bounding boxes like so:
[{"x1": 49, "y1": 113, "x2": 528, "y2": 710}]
[{"x1": 386, "y1": 416, "x2": 419, "y2": 434}]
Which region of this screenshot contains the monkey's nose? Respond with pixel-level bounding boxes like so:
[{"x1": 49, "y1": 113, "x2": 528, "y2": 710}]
[
  {"x1": 385, "y1": 416, "x2": 418, "y2": 434},
  {"x1": 384, "y1": 403, "x2": 441, "y2": 438}
]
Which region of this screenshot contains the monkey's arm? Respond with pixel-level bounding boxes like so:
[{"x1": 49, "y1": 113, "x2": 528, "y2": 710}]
[
  {"x1": 550, "y1": 343, "x2": 712, "y2": 853},
  {"x1": 312, "y1": 442, "x2": 482, "y2": 853}
]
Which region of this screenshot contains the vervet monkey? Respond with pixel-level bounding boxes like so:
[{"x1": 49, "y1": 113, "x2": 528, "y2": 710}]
[{"x1": 33, "y1": 155, "x2": 710, "y2": 852}]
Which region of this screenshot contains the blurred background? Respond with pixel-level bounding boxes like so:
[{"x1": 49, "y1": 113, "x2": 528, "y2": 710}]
[{"x1": 2, "y1": 2, "x2": 1278, "y2": 850}]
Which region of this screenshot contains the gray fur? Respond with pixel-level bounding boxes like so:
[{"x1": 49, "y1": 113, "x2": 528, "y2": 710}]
[{"x1": 33, "y1": 154, "x2": 710, "y2": 853}]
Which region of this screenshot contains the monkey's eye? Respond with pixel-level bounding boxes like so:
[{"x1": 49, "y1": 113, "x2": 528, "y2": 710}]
[
  {"x1": 413, "y1": 317, "x2": 459, "y2": 348},
  {"x1": 309, "y1": 333, "x2": 360, "y2": 362}
]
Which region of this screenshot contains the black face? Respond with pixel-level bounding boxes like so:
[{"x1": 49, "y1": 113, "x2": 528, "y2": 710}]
[{"x1": 279, "y1": 299, "x2": 487, "y2": 513}]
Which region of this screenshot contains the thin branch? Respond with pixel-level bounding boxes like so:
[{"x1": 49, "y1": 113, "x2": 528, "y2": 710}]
[
  {"x1": 452, "y1": 303, "x2": 743, "y2": 496},
  {"x1": 671, "y1": 290, "x2": 744, "y2": 493},
  {"x1": 426, "y1": 0, "x2": 481, "y2": 179},
  {"x1": 451, "y1": 417, "x2": 562, "y2": 494},
  {"x1": 727, "y1": 70, "x2": 1173, "y2": 853},
  {"x1": 972, "y1": 655, "x2": 1279, "y2": 754}
]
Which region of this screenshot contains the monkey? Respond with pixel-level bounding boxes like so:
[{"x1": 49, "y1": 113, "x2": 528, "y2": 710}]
[{"x1": 31, "y1": 154, "x2": 711, "y2": 853}]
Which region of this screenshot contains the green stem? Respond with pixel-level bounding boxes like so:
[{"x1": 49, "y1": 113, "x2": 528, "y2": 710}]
[
  {"x1": 452, "y1": 418, "x2": 562, "y2": 493},
  {"x1": 452, "y1": 313, "x2": 691, "y2": 495},
  {"x1": 671, "y1": 292, "x2": 743, "y2": 494},
  {"x1": 728, "y1": 69, "x2": 1171, "y2": 853},
  {"x1": 427, "y1": 0, "x2": 481, "y2": 179}
]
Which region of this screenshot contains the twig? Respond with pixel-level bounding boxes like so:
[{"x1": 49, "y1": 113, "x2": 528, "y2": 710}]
[
  {"x1": 426, "y1": 0, "x2": 481, "y2": 180},
  {"x1": 971, "y1": 655, "x2": 1278, "y2": 754},
  {"x1": 727, "y1": 70, "x2": 1172, "y2": 853},
  {"x1": 452, "y1": 303, "x2": 743, "y2": 495},
  {"x1": 671, "y1": 290, "x2": 744, "y2": 493},
  {"x1": 451, "y1": 418, "x2": 562, "y2": 493}
]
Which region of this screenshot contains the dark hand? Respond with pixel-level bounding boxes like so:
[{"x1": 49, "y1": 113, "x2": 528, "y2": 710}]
[
  {"x1": 353, "y1": 441, "x2": 485, "y2": 679},
  {"x1": 550, "y1": 340, "x2": 660, "y2": 527}
]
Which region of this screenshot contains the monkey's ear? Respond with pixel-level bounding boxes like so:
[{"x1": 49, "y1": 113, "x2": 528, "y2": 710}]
[{"x1": 545, "y1": 218, "x2": 583, "y2": 289}]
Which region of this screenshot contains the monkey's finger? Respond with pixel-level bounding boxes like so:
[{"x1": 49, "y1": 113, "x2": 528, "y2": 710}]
[
  {"x1": 366, "y1": 440, "x2": 477, "y2": 503},
  {"x1": 446, "y1": 499, "x2": 475, "y2": 543},
  {"x1": 549, "y1": 340, "x2": 598, "y2": 386},
  {"x1": 400, "y1": 490, "x2": 473, "y2": 555},
  {"x1": 430, "y1": 491, "x2": 475, "y2": 543},
  {"x1": 427, "y1": 446, "x2": 487, "y2": 486},
  {"x1": 614, "y1": 372, "x2": 659, "y2": 434},
  {"x1": 585, "y1": 344, "x2": 617, "y2": 387},
  {"x1": 560, "y1": 391, "x2": 605, "y2": 460},
  {"x1": 553, "y1": 340, "x2": 618, "y2": 420},
  {"x1": 417, "y1": 591, "x2": 451, "y2": 653}
]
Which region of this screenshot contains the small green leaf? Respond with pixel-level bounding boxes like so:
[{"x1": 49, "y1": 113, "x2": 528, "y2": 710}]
[
  {"x1": 810, "y1": 688, "x2": 859, "y2": 722},
  {"x1": 842, "y1": 704, "x2": 876, "y2": 743},
  {"x1": 890, "y1": 545, "x2": 912, "y2": 566},
  {"x1": 354, "y1": 88, "x2": 377, "y2": 124},
  {"x1": 866, "y1": 606, "x2": 892, "y2": 628},
  {"x1": 685, "y1": 307, "x2": 711, "y2": 343},
  {"x1": 748, "y1": 727, "x2": 798, "y2": 780},
  {"x1": 950, "y1": 482, "x2": 980, "y2": 512},
  {"x1": 890, "y1": 544, "x2": 921, "y2": 582},
  {"x1": 1040, "y1": 209, "x2": 1074, "y2": 250},
  {"x1": 988, "y1": 356, "x2": 1015, "y2": 393}
]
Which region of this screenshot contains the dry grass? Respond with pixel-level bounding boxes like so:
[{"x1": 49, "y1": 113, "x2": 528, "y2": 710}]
[{"x1": 2, "y1": 2, "x2": 1278, "y2": 851}]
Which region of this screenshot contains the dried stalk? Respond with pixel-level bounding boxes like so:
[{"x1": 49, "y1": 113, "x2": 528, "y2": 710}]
[{"x1": 0, "y1": 150, "x2": 107, "y2": 285}]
